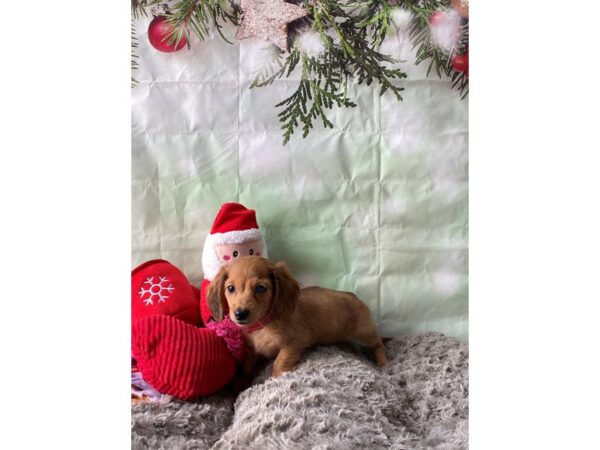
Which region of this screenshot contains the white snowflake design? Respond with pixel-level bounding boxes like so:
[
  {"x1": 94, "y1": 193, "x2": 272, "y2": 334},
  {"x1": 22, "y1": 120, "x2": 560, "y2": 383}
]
[{"x1": 138, "y1": 276, "x2": 175, "y2": 306}]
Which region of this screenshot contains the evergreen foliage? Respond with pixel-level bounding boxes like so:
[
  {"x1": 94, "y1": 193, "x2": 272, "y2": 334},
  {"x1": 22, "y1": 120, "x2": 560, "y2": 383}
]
[
  {"x1": 131, "y1": 0, "x2": 468, "y2": 143},
  {"x1": 404, "y1": 0, "x2": 468, "y2": 98}
]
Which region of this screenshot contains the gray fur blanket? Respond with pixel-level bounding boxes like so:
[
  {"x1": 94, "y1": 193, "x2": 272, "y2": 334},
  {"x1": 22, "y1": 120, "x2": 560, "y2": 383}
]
[{"x1": 132, "y1": 332, "x2": 468, "y2": 449}]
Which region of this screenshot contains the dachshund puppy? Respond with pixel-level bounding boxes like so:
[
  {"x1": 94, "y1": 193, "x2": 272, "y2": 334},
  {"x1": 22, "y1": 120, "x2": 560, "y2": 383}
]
[{"x1": 207, "y1": 256, "x2": 388, "y2": 378}]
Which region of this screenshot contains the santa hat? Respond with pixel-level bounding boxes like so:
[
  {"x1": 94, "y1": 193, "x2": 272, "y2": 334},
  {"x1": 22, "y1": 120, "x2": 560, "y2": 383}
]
[{"x1": 201, "y1": 203, "x2": 268, "y2": 280}]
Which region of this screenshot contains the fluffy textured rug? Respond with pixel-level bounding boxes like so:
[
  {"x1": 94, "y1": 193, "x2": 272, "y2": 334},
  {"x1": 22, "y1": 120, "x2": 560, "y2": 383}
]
[{"x1": 132, "y1": 332, "x2": 468, "y2": 449}]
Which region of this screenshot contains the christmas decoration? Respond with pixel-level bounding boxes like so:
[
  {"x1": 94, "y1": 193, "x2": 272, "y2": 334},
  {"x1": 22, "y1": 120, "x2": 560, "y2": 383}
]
[
  {"x1": 297, "y1": 30, "x2": 326, "y2": 58},
  {"x1": 200, "y1": 202, "x2": 268, "y2": 324},
  {"x1": 148, "y1": 15, "x2": 187, "y2": 52},
  {"x1": 138, "y1": 275, "x2": 175, "y2": 305},
  {"x1": 390, "y1": 8, "x2": 412, "y2": 31},
  {"x1": 131, "y1": 259, "x2": 238, "y2": 400},
  {"x1": 235, "y1": 0, "x2": 308, "y2": 51},
  {"x1": 131, "y1": 202, "x2": 269, "y2": 400},
  {"x1": 429, "y1": 11, "x2": 447, "y2": 26},
  {"x1": 133, "y1": 314, "x2": 237, "y2": 399},
  {"x1": 131, "y1": 259, "x2": 201, "y2": 326},
  {"x1": 408, "y1": 1, "x2": 469, "y2": 99},
  {"x1": 131, "y1": 0, "x2": 469, "y2": 143},
  {"x1": 451, "y1": 52, "x2": 468, "y2": 73},
  {"x1": 428, "y1": 10, "x2": 461, "y2": 51}
]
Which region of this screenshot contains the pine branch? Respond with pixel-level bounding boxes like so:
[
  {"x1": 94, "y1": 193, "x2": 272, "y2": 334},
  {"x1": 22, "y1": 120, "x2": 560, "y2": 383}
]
[
  {"x1": 310, "y1": 0, "x2": 407, "y2": 99},
  {"x1": 131, "y1": 0, "x2": 162, "y2": 19},
  {"x1": 251, "y1": 0, "x2": 408, "y2": 144},
  {"x1": 131, "y1": 1, "x2": 164, "y2": 86},
  {"x1": 354, "y1": 0, "x2": 393, "y2": 46},
  {"x1": 276, "y1": 49, "x2": 358, "y2": 144},
  {"x1": 133, "y1": 0, "x2": 468, "y2": 142},
  {"x1": 165, "y1": 0, "x2": 239, "y2": 46},
  {"x1": 131, "y1": 0, "x2": 239, "y2": 87},
  {"x1": 250, "y1": 47, "x2": 294, "y2": 89},
  {"x1": 403, "y1": 0, "x2": 469, "y2": 97}
]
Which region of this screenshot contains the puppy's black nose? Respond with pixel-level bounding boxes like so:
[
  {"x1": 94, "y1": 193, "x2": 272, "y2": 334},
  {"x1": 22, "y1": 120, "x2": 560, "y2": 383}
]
[{"x1": 234, "y1": 308, "x2": 250, "y2": 321}]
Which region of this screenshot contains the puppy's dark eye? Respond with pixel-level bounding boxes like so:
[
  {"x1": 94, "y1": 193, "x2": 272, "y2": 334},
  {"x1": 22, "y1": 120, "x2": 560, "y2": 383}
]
[
  {"x1": 249, "y1": 249, "x2": 254, "y2": 255},
  {"x1": 227, "y1": 285, "x2": 235, "y2": 293},
  {"x1": 233, "y1": 251, "x2": 239, "y2": 257},
  {"x1": 255, "y1": 284, "x2": 267, "y2": 294}
]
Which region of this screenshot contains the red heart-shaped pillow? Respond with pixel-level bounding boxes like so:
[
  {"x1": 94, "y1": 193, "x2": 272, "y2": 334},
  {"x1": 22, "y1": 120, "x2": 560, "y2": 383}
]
[
  {"x1": 132, "y1": 259, "x2": 201, "y2": 327},
  {"x1": 132, "y1": 315, "x2": 237, "y2": 399}
]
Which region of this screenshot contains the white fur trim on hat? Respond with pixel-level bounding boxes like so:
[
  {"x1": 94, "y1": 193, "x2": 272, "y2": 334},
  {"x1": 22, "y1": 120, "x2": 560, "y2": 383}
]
[
  {"x1": 207, "y1": 228, "x2": 263, "y2": 246},
  {"x1": 201, "y1": 229, "x2": 268, "y2": 281}
]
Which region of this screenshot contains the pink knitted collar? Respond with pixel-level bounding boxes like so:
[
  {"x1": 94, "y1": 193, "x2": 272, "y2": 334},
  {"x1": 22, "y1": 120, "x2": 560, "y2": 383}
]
[
  {"x1": 205, "y1": 310, "x2": 275, "y2": 361},
  {"x1": 243, "y1": 309, "x2": 275, "y2": 333}
]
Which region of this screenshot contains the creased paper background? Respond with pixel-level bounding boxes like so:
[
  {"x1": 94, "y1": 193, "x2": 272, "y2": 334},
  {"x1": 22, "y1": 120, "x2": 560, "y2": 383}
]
[{"x1": 132, "y1": 18, "x2": 468, "y2": 341}]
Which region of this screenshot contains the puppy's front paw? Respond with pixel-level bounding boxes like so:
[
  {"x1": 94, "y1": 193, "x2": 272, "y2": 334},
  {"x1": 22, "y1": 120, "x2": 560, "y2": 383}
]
[
  {"x1": 270, "y1": 367, "x2": 292, "y2": 378},
  {"x1": 376, "y1": 355, "x2": 389, "y2": 367},
  {"x1": 374, "y1": 347, "x2": 389, "y2": 367}
]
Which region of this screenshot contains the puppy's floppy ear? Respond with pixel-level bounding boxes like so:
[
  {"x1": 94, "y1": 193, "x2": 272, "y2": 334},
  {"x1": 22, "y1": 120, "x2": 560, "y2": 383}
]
[
  {"x1": 270, "y1": 261, "x2": 300, "y2": 319},
  {"x1": 207, "y1": 266, "x2": 228, "y2": 321}
]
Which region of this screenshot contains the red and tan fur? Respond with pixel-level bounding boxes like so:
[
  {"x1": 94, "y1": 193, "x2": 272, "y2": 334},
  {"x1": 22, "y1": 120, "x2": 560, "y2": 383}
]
[{"x1": 207, "y1": 256, "x2": 388, "y2": 378}]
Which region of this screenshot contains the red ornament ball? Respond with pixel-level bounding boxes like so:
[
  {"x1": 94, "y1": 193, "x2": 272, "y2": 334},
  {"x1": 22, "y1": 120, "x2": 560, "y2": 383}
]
[
  {"x1": 429, "y1": 11, "x2": 447, "y2": 26},
  {"x1": 148, "y1": 15, "x2": 187, "y2": 53},
  {"x1": 451, "y1": 53, "x2": 469, "y2": 73}
]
